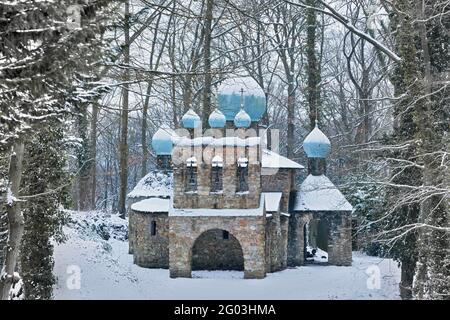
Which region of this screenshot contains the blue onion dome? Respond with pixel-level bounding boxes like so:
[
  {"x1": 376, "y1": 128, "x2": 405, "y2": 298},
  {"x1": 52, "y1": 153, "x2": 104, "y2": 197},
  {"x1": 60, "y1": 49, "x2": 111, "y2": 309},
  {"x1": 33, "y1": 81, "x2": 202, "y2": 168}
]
[
  {"x1": 181, "y1": 109, "x2": 201, "y2": 128},
  {"x1": 244, "y1": 101, "x2": 266, "y2": 122},
  {"x1": 234, "y1": 108, "x2": 251, "y2": 128},
  {"x1": 219, "y1": 102, "x2": 266, "y2": 122},
  {"x1": 151, "y1": 127, "x2": 173, "y2": 155},
  {"x1": 208, "y1": 108, "x2": 226, "y2": 128},
  {"x1": 303, "y1": 122, "x2": 331, "y2": 158},
  {"x1": 218, "y1": 90, "x2": 266, "y2": 122}
]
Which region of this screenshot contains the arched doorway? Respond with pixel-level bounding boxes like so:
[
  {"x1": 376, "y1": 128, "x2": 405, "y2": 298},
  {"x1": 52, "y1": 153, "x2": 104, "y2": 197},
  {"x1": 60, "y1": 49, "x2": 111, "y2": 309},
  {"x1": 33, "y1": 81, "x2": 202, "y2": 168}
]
[
  {"x1": 191, "y1": 229, "x2": 244, "y2": 271},
  {"x1": 304, "y1": 218, "x2": 329, "y2": 264}
]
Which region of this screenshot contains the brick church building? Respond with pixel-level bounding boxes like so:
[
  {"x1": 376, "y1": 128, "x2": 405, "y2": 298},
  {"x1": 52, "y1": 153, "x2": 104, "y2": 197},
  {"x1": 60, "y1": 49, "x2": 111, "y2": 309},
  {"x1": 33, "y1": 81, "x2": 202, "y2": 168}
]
[{"x1": 127, "y1": 91, "x2": 352, "y2": 279}]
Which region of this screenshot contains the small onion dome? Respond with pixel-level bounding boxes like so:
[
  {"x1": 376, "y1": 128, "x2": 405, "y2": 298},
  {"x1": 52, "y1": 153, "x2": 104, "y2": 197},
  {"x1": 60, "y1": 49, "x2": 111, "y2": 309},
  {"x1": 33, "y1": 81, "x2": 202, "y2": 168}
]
[
  {"x1": 303, "y1": 123, "x2": 331, "y2": 158},
  {"x1": 208, "y1": 108, "x2": 226, "y2": 128},
  {"x1": 151, "y1": 127, "x2": 173, "y2": 155},
  {"x1": 234, "y1": 109, "x2": 251, "y2": 128},
  {"x1": 181, "y1": 109, "x2": 201, "y2": 129}
]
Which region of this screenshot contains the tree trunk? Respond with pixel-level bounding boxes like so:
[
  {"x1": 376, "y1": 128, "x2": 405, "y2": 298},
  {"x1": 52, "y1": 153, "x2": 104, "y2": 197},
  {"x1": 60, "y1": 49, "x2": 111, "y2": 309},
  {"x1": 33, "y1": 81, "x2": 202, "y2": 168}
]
[
  {"x1": 412, "y1": 0, "x2": 449, "y2": 298},
  {"x1": 400, "y1": 259, "x2": 415, "y2": 299},
  {"x1": 141, "y1": 81, "x2": 152, "y2": 178},
  {"x1": 77, "y1": 103, "x2": 92, "y2": 211},
  {"x1": 306, "y1": 0, "x2": 321, "y2": 129},
  {"x1": 286, "y1": 81, "x2": 295, "y2": 159},
  {"x1": 0, "y1": 141, "x2": 25, "y2": 300},
  {"x1": 202, "y1": 0, "x2": 214, "y2": 128},
  {"x1": 118, "y1": 0, "x2": 130, "y2": 219},
  {"x1": 90, "y1": 103, "x2": 98, "y2": 209}
]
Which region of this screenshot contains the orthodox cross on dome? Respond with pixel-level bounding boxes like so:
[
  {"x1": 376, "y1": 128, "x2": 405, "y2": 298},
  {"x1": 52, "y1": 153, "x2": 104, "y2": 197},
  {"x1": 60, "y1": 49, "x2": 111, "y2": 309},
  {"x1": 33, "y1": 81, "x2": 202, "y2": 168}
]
[{"x1": 240, "y1": 88, "x2": 245, "y2": 109}]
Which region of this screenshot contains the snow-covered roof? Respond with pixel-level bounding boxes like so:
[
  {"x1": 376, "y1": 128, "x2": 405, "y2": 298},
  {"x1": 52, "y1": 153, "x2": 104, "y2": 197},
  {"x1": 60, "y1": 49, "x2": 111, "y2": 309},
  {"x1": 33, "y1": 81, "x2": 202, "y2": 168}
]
[
  {"x1": 169, "y1": 194, "x2": 265, "y2": 217},
  {"x1": 262, "y1": 192, "x2": 282, "y2": 212},
  {"x1": 131, "y1": 198, "x2": 170, "y2": 213},
  {"x1": 127, "y1": 171, "x2": 173, "y2": 198},
  {"x1": 292, "y1": 174, "x2": 352, "y2": 212},
  {"x1": 261, "y1": 149, "x2": 304, "y2": 169}
]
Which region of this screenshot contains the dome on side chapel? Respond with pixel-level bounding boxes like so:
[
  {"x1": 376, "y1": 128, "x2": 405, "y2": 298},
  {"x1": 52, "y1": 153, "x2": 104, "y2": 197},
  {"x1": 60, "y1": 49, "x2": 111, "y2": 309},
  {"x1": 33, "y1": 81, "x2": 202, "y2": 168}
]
[
  {"x1": 151, "y1": 127, "x2": 173, "y2": 155},
  {"x1": 303, "y1": 124, "x2": 331, "y2": 158}
]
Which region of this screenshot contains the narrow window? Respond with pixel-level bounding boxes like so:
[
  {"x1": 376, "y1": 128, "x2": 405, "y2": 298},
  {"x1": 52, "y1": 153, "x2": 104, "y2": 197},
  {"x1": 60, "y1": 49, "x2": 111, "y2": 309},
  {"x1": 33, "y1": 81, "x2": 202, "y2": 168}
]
[
  {"x1": 236, "y1": 157, "x2": 249, "y2": 192},
  {"x1": 211, "y1": 155, "x2": 223, "y2": 192},
  {"x1": 185, "y1": 157, "x2": 197, "y2": 192},
  {"x1": 223, "y1": 230, "x2": 229, "y2": 240},
  {"x1": 150, "y1": 221, "x2": 156, "y2": 236}
]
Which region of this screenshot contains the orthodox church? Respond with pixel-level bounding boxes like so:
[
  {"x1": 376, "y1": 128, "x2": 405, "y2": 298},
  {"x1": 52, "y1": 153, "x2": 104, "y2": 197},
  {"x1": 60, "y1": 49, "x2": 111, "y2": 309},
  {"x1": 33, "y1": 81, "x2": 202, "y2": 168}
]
[{"x1": 127, "y1": 91, "x2": 352, "y2": 279}]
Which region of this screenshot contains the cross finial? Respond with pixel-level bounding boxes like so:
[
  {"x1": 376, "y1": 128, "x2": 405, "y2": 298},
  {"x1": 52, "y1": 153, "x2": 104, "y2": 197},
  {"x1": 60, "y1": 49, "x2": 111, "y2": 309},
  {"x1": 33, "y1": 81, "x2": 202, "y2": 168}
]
[{"x1": 240, "y1": 88, "x2": 245, "y2": 109}]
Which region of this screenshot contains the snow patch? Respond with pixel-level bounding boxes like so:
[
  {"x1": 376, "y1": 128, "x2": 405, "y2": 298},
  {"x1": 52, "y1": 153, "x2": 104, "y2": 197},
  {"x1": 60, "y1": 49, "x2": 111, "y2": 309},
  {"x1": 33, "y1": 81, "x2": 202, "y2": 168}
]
[
  {"x1": 131, "y1": 198, "x2": 169, "y2": 213},
  {"x1": 52, "y1": 210, "x2": 401, "y2": 300}
]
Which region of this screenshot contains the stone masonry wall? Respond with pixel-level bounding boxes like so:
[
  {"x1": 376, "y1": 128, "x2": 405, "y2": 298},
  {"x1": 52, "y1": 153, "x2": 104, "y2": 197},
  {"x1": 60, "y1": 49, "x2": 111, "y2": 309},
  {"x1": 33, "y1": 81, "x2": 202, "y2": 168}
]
[
  {"x1": 280, "y1": 215, "x2": 289, "y2": 269},
  {"x1": 287, "y1": 212, "x2": 352, "y2": 267},
  {"x1": 287, "y1": 213, "x2": 311, "y2": 266},
  {"x1": 327, "y1": 212, "x2": 352, "y2": 266},
  {"x1": 261, "y1": 169, "x2": 296, "y2": 211},
  {"x1": 172, "y1": 145, "x2": 261, "y2": 209},
  {"x1": 169, "y1": 215, "x2": 266, "y2": 279},
  {"x1": 265, "y1": 213, "x2": 288, "y2": 272},
  {"x1": 130, "y1": 210, "x2": 169, "y2": 268}
]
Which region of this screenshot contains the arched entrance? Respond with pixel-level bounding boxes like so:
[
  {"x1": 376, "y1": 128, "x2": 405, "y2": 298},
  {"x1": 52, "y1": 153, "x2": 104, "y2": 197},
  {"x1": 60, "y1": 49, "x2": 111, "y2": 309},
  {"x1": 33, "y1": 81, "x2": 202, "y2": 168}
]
[
  {"x1": 304, "y1": 218, "x2": 329, "y2": 264},
  {"x1": 191, "y1": 229, "x2": 244, "y2": 271}
]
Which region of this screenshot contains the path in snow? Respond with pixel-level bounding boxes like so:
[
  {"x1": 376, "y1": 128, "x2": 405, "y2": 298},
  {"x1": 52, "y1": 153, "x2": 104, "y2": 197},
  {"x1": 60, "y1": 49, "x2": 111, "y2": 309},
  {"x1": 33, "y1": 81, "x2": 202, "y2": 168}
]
[{"x1": 53, "y1": 212, "x2": 400, "y2": 300}]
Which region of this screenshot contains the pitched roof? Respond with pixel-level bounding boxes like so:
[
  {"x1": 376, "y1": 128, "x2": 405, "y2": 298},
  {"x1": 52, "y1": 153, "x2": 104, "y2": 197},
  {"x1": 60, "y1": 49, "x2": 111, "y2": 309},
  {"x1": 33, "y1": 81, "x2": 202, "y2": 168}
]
[
  {"x1": 292, "y1": 174, "x2": 353, "y2": 212},
  {"x1": 262, "y1": 149, "x2": 304, "y2": 169},
  {"x1": 262, "y1": 192, "x2": 283, "y2": 212}
]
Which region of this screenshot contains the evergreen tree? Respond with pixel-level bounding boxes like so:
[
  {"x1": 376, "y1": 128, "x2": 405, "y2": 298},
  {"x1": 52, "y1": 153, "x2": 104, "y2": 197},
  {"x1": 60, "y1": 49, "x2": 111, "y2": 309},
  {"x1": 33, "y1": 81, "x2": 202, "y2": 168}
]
[
  {"x1": 381, "y1": 0, "x2": 449, "y2": 299},
  {"x1": 20, "y1": 124, "x2": 69, "y2": 299},
  {"x1": 411, "y1": 0, "x2": 449, "y2": 299},
  {"x1": 0, "y1": 0, "x2": 112, "y2": 299},
  {"x1": 382, "y1": 0, "x2": 422, "y2": 300}
]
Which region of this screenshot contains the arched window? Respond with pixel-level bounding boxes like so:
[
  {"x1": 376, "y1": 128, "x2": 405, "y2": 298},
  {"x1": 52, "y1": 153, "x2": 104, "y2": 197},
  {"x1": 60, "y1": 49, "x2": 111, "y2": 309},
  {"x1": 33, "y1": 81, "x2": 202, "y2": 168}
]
[
  {"x1": 211, "y1": 155, "x2": 223, "y2": 193},
  {"x1": 236, "y1": 157, "x2": 249, "y2": 192},
  {"x1": 185, "y1": 156, "x2": 197, "y2": 192}
]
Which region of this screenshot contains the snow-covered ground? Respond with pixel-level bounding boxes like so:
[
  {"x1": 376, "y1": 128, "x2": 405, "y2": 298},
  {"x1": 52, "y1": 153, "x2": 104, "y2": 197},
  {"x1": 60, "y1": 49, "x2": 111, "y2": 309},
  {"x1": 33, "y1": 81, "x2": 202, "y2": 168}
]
[{"x1": 53, "y1": 211, "x2": 401, "y2": 300}]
